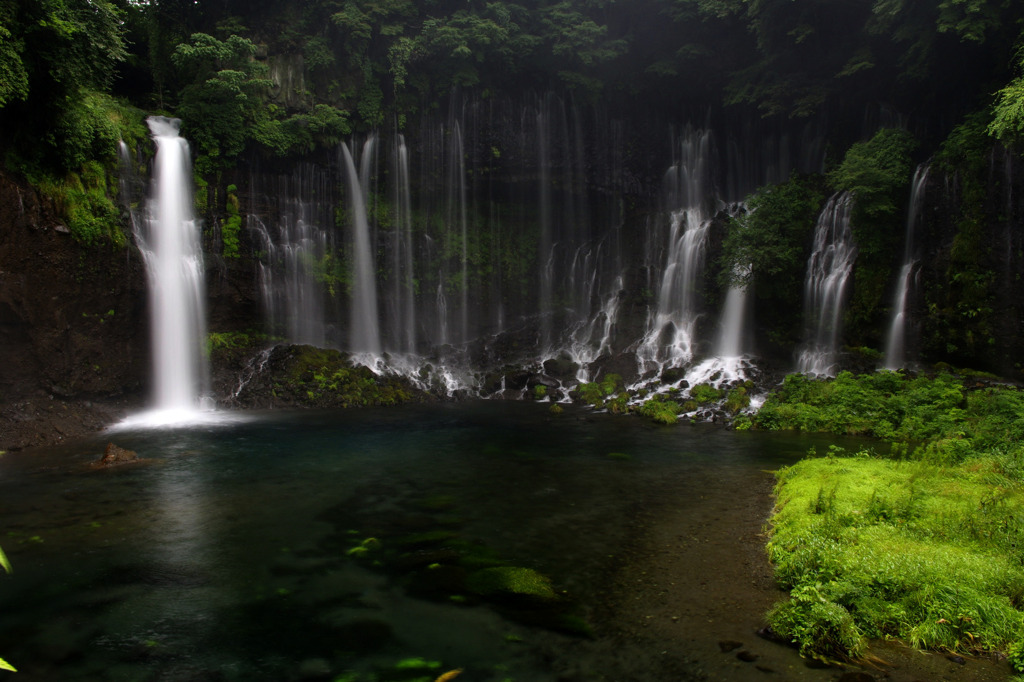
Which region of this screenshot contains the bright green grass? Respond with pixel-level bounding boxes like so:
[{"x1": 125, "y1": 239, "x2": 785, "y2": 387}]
[{"x1": 768, "y1": 454, "x2": 1024, "y2": 664}]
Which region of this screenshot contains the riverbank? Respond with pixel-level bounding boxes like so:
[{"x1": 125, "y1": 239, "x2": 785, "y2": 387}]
[
  {"x1": 0, "y1": 394, "x2": 137, "y2": 452},
  {"x1": 584, "y1": 449, "x2": 1012, "y2": 682}
]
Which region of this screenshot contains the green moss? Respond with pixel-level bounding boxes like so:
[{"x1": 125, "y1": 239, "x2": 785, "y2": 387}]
[
  {"x1": 638, "y1": 394, "x2": 682, "y2": 425},
  {"x1": 723, "y1": 386, "x2": 750, "y2": 414},
  {"x1": 466, "y1": 566, "x2": 559, "y2": 601},
  {"x1": 572, "y1": 373, "x2": 624, "y2": 409},
  {"x1": 690, "y1": 383, "x2": 724, "y2": 404},
  {"x1": 222, "y1": 184, "x2": 242, "y2": 258},
  {"x1": 206, "y1": 330, "x2": 269, "y2": 354},
  {"x1": 36, "y1": 161, "x2": 124, "y2": 245}
]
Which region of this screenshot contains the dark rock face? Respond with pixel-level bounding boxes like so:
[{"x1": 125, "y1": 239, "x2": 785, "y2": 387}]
[
  {"x1": 0, "y1": 173, "x2": 148, "y2": 403},
  {"x1": 0, "y1": 172, "x2": 147, "y2": 449}
]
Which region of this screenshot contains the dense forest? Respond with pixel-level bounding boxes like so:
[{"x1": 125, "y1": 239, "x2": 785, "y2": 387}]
[{"x1": 3, "y1": 0, "x2": 1024, "y2": 409}]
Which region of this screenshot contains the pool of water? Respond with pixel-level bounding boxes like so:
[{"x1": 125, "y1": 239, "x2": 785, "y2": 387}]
[{"x1": 0, "y1": 402, "x2": 1001, "y2": 681}]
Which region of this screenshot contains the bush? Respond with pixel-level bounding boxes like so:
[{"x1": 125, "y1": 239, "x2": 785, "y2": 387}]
[{"x1": 638, "y1": 395, "x2": 681, "y2": 425}]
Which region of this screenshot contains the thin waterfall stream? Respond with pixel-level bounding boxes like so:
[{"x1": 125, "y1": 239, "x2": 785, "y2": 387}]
[{"x1": 884, "y1": 164, "x2": 929, "y2": 370}]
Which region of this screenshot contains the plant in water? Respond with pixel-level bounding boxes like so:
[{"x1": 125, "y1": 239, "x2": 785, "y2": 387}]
[{"x1": 0, "y1": 544, "x2": 14, "y2": 672}]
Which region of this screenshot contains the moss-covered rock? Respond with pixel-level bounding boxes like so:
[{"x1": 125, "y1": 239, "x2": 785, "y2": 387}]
[
  {"x1": 228, "y1": 344, "x2": 433, "y2": 408},
  {"x1": 466, "y1": 566, "x2": 559, "y2": 602}
]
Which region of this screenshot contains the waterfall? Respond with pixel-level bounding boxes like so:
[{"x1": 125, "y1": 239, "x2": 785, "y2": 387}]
[
  {"x1": 883, "y1": 164, "x2": 929, "y2": 370},
  {"x1": 133, "y1": 117, "x2": 209, "y2": 414},
  {"x1": 389, "y1": 134, "x2": 417, "y2": 354},
  {"x1": 537, "y1": 107, "x2": 554, "y2": 351},
  {"x1": 797, "y1": 192, "x2": 857, "y2": 376},
  {"x1": 562, "y1": 274, "x2": 624, "y2": 382},
  {"x1": 247, "y1": 162, "x2": 336, "y2": 348},
  {"x1": 637, "y1": 128, "x2": 715, "y2": 375},
  {"x1": 341, "y1": 140, "x2": 381, "y2": 355}
]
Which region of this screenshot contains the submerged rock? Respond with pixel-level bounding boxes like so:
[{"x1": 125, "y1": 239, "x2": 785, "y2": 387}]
[{"x1": 92, "y1": 443, "x2": 139, "y2": 467}]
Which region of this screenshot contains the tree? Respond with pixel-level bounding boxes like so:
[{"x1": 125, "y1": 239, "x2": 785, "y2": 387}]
[
  {"x1": 720, "y1": 174, "x2": 825, "y2": 349},
  {"x1": 171, "y1": 33, "x2": 272, "y2": 162},
  {"x1": 989, "y1": 41, "x2": 1024, "y2": 144},
  {"x1": 0, "y1": 0, "x2": 128, "y2": 174}
]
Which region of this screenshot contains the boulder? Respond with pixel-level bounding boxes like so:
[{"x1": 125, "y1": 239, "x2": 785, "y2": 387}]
[{"x1": 93, "y1": 443, "x2": 139, "y2": 467}]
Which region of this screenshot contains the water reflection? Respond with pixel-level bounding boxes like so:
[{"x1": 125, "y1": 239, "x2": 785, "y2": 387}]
[{"x1": 0, "y1": 403, "x2": 894, "y2": 681}]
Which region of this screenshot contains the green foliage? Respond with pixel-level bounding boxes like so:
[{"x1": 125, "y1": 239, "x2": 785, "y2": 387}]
[
  {"x1": 720, "y1": 174, "x2": 825, "y2": 310},
  {"x1": 768, "y1": 455, "x2": 1024, "y2": 661},
  {"x1": 35, "y1": 160, "x2": 125, "y2": 245},
  {"x1": 989, "y1": 58, "x2": 1024, "y2": 145},
  {"x1": 572, "y1": 373, "x2": 623, "y2": 408},
  {"x1": 754, "y1": 370, "x2": 977, "y2": 442},
  {"x1": 828, "y1": 128, "x2": 916, "y2": 233},
  {"x1": 827, "y1": 128, "x2": 916, "y2": 341},
  {"x1": 638, "y1": 394, "x2": 682, "y2": 425},
  {"x1": 689, "y1": 383, "x2": 723, "y2": 404},
  {"x1": 205, "y1": 330, "x2": 269, "y2": 355},
  {"x1": 0, "y1": 0, "x2": 128, "y2": 174},
  {"x1": 222, "y1": 184, "x2": 242, "y2": 258},
  {"x1": 172, "y1": 33, "x2": 272, "y2": 163},
  {"x1": 926, "y1": 112, "x2": 999, "y2": 366},
  {"x1": 280, "y1": 346, "x2": 423, "y2": 408},
  {"x1": 723, "y1": 386, "x2": 750, "y2": 414},
  {"x1": 755, "y1": 370, "x2": 1024, "y2": 482},
  {"x1": 0, "y1": 542, "x2": 12, "y2": 672}
]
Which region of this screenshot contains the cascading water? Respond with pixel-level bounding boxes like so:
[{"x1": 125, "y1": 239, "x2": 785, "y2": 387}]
[
  {"x1": 341, "y1": 139, "x2": 382, "y2": 356},
  {"x1": 883, "y1": 164, "x2": 929, "y2": 370},
  {"x1": 797, "y1": 192, "x2": 857, "y2": 376},
  {"x1": 685, "y1": 264, "x2": 753, "y2": 388},
  {"x1": 388, "y1": 135, "x2": 417, "y2": 354},
  {"x1": 127, "y1": 117, "x2": 209, "y2": 421},
  {"x1": 249, "y1": 164, "x2": 334, "y2": 347},
  {"x1": 636, "y1": 128, "x2": 715, "y2": 376}
]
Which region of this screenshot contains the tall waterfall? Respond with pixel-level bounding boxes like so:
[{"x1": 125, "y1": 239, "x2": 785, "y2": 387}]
[
  {"x1": 797, "y1": 192, "x2": 857, "y2": 376},
  {"x1": 637, "y1": 128, "x2": 715, "y2": 375},
  {"x1": 134, "y1": 117, "x2": 208, "y2": 414},
  {"x1": 342, "y1": 139, "x2": 382, "y2": 355},
  {"x1": 883, "y1": 165, "x2": 929, "y2": 370}
]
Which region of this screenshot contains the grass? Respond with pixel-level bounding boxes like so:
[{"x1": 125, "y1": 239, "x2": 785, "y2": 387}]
[{"x1": 759, "y1": 370, "x2": 1024, "y2": 668}]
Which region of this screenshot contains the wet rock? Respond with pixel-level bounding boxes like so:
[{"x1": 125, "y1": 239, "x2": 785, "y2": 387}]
[
  {"x1": 736, "y1": 650, "x2": 759, "y2": 662},
  {"x1": 93, "y1": 442, "x2": 139, "y2": 467},
  {"x1": 297, "y1": 658, "x2": 332, "y2": 679},
  {"x1": 504, "y1": 370, "x2": 531, "y2": 391},
  {"x1": 527, "y1": 373, "x2": 560, "y2": 389},
  {"x1": 837, "y1": 673, "x2": 875, "y2": 682},
  {"x1": 661, "y1": 367, "x2": 686, "y2": 384},
  {"x1": 543, "y1": 354, "x2": 579, "y2": 380},
  {"x1": 946, "y1": 654, "x2": 966, "y2": 665},
  {"x1": 718, "y1": 640, "x2": 743, "y2": 653}
]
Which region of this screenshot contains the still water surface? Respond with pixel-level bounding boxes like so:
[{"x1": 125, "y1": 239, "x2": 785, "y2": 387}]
[{"x1": 0, "y1": 401, "x2": 982, "y2": 681}]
